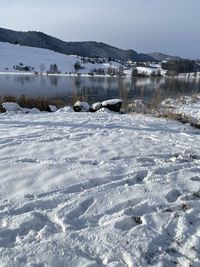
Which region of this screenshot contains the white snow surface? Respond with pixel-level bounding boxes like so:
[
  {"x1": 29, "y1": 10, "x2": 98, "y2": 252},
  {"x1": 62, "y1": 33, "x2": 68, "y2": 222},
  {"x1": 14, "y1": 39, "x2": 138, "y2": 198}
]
[
  {"x1": 2, "y1": 102, "x2": 41, "y2": 114},
  {"x1": 2, "y1": 102, "x2": 21, "y2": 112},
  {"x1": 90, "y1": 102, "x2": 102, "y2": 111},
  {"x1": 0, "y1": 42, "x2": 167, "y2": 77},
  {"x1": 124, "y1": 66, "x2": 166, "y2": 76},
  {"x1": 0, "y1": 42, "x2": 121, "y2": 74},
  {"x1": 159, "y1": 95, "x2": 200, "y2": 124},
  {"x1": 102, "y1": 99, "x2": 123, "y2": 105},
  {"x1": 0, "y1": 111, "x2": 200, "y2": 266},
  {"x1": 56, "y1": 106, "x2": 74, "y2": 113},
  {"x1": 49, "y1": 105, "x2": 57, "y2": 112}
]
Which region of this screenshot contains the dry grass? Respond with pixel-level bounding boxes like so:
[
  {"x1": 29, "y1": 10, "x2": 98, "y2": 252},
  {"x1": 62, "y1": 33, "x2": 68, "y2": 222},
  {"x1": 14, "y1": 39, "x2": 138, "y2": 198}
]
[
  {"x1": 0, "y1": 95, "x2": 67, "y2": 112},
  {"x1": 154, "y1": 109, "x2": 200, "y2": 129}
]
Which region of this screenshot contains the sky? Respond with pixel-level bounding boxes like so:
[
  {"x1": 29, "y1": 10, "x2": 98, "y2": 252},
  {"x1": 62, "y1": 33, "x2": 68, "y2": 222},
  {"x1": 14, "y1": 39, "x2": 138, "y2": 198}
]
[{"x1": 0, "y1": 0, "x2": 199, "y2": 59}]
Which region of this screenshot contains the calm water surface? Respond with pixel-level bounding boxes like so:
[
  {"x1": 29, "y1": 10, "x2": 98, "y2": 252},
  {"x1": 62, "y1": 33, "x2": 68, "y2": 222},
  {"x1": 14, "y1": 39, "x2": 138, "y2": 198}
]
[{"x1": 0, "y1": 74, "x2": 200, "y2": 108}]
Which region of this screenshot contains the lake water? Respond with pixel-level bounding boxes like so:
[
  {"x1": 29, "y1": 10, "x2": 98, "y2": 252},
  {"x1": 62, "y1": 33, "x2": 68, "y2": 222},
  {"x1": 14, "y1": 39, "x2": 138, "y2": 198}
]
[{"x1": 0, "y1": 74, "x2": 200, "y2": 109}]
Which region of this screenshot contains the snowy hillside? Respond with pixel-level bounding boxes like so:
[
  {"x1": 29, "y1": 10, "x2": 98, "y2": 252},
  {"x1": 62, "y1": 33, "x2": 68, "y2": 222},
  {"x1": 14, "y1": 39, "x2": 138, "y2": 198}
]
[
  {"x1": 0, "y1": 42, "x2": 121, "y2": 74},
  {"x1": 0, "y1": 42, "x2": 166, "y2": 77},
  {"x1": 0, "y1": 108, "x2": 200, "y2": 266}
]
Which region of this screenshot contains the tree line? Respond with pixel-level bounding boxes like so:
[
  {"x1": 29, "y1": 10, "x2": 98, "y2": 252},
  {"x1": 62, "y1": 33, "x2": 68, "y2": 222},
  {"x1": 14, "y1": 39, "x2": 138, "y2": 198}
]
[{"x1": 162, "y1": 59, "x2": 200, "y2": 75}]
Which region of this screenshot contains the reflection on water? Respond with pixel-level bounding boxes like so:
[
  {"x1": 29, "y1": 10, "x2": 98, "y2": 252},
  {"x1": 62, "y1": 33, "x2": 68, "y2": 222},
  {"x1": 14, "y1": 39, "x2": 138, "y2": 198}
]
[{"x1": 0, "y1": 74, "x2": 200, "y2": 108}]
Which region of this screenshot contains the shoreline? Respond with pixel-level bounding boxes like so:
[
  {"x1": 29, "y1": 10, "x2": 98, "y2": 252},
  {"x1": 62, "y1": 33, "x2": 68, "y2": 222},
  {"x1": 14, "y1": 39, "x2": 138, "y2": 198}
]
[{"x1": 0, "y1": 71, "x2": 200, "y2": 79}]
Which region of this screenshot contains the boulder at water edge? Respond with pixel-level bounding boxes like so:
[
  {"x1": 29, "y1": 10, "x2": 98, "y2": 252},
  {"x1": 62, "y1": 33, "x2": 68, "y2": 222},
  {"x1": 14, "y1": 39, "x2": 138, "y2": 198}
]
[
  {"x1": 73, "y1": 101, "x2": 90, "y2": 112},
  {"x1": 101, "y1": 99, "x2": 123, "y2": 112},
  {"x1": 89, "y1": 102, "x2": 102, "y2": 112}
]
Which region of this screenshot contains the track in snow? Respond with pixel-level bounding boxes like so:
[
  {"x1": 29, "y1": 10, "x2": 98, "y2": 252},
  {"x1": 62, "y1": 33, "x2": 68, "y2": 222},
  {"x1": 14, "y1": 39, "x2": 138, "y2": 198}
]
[{"x1": 0, "y1": 111, "x2": 200, "y2": 266}]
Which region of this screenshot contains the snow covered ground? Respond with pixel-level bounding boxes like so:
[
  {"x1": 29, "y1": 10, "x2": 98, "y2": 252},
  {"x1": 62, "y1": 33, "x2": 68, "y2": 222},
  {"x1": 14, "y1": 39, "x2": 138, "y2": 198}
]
[
  {"x1": 0, "y1": 42, "x2": 121, "y2": 74},
  {"x1": 158, "y1": 95, "x2": 200, "y2": 126},
  {"x1": 0, "y1": 42, "x2": 165, "y2": 77},
  {"x1": 124, "y1": 66, "x2": 165, "y2": 77},
  {"x1": 1, "y1": 108, "x2": 200, "y2": 266}
]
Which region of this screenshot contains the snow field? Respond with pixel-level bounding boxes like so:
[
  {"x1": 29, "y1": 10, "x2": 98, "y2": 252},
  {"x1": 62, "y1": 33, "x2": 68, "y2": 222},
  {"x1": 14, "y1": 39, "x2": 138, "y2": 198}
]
[
  {"x1": 0, "y1": 42, "x2": 121, "y2": 74},
  {"x1": 0, "y1": 111, "x2": 200, "y2": 266}
]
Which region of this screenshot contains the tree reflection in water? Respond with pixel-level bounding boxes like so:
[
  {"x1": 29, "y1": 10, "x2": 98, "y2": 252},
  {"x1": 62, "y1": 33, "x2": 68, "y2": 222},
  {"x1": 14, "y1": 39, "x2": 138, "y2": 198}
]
[{"x1": 0, "y1": 75, "x2": 200, "y2": 110}]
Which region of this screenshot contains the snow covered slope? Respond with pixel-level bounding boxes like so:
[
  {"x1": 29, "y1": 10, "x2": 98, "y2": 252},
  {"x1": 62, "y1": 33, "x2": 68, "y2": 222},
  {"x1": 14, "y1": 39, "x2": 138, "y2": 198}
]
[
  {"x1": 0, "y1": 110, "x2": 200, "y2": 266},
  {"x1": 158, "y1": 95, "x2": 200, "y2": 126},
  {"x1": 0, "y1": 42, "x2": 120, "y2": 74}
]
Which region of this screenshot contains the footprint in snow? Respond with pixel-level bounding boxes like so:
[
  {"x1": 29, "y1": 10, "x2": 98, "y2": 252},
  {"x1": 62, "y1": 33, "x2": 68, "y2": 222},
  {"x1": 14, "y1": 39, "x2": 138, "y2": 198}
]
[
  {"x1": 114, "y1": 216, "x2": 142, "y2": 231},
  {"x1": 0, "y1": 212, "x2": 58, "y2": 248},
  {"x1": 55, "y1": 197, "x2": 95, "y2": 231},
  {"x1": 165, "y1": 189, "x2": 181, "y2": 203},
  {"x1": 16, "y1": 158, "x2": 39, "y2": 164},
  {"x1": 190, "y1": 176, "x2": 200, "y2": 182}
]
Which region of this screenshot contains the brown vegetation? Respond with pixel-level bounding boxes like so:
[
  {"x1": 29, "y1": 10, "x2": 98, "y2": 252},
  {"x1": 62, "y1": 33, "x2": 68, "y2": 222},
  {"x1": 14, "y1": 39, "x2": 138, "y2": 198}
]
[{"x1": 0, "y1": 95, "x2": 67, "y2": 112}]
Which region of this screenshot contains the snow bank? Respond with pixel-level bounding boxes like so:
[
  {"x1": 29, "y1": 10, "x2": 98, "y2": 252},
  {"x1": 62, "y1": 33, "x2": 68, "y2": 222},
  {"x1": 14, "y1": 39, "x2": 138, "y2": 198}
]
[
  {"x1": 56, "y1": 106, "x2": 74, "y2": 113},
  {"x1": 96, "y1": 107, "x2": 114, "y2": 113},
  {"x1": 2, "y1": 102, "x2": 21, "y2": 111},
  {"x1": 157, "y1": 95, "x2": 200, "y2": 126},
  {"x1": 2, "y1": 102, "x2": 41, "y2": 114}
]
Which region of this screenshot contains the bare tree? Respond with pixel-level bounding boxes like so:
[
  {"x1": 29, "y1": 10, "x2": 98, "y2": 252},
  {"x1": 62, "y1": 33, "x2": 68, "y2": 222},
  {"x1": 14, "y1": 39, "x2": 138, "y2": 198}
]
[{"x1": 39, "y1": 63, "x2": 46, "y2": 74}]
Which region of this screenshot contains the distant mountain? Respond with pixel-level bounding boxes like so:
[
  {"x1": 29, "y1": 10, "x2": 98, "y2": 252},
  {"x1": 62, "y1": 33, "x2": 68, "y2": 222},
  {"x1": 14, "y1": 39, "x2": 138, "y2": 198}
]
[
  {"x1": 148, "y1": 52, "x2": 181, "y2": 61},
  {"x1": 0, "y1": 27, "x2": 156, "y2": 62}
]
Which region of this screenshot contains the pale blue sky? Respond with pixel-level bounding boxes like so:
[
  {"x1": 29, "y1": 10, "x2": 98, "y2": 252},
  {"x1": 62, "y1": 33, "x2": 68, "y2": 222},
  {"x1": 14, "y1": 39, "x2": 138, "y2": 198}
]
[{"x1": 0, "y1": 0, "x2": 199, "y2": 58}]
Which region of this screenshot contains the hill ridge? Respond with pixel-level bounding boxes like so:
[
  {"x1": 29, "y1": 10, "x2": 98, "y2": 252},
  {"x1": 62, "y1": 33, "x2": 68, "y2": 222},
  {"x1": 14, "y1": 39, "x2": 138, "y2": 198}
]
[{"x1": 0, "y1": 27, "x2": 156, "y2": 62}]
